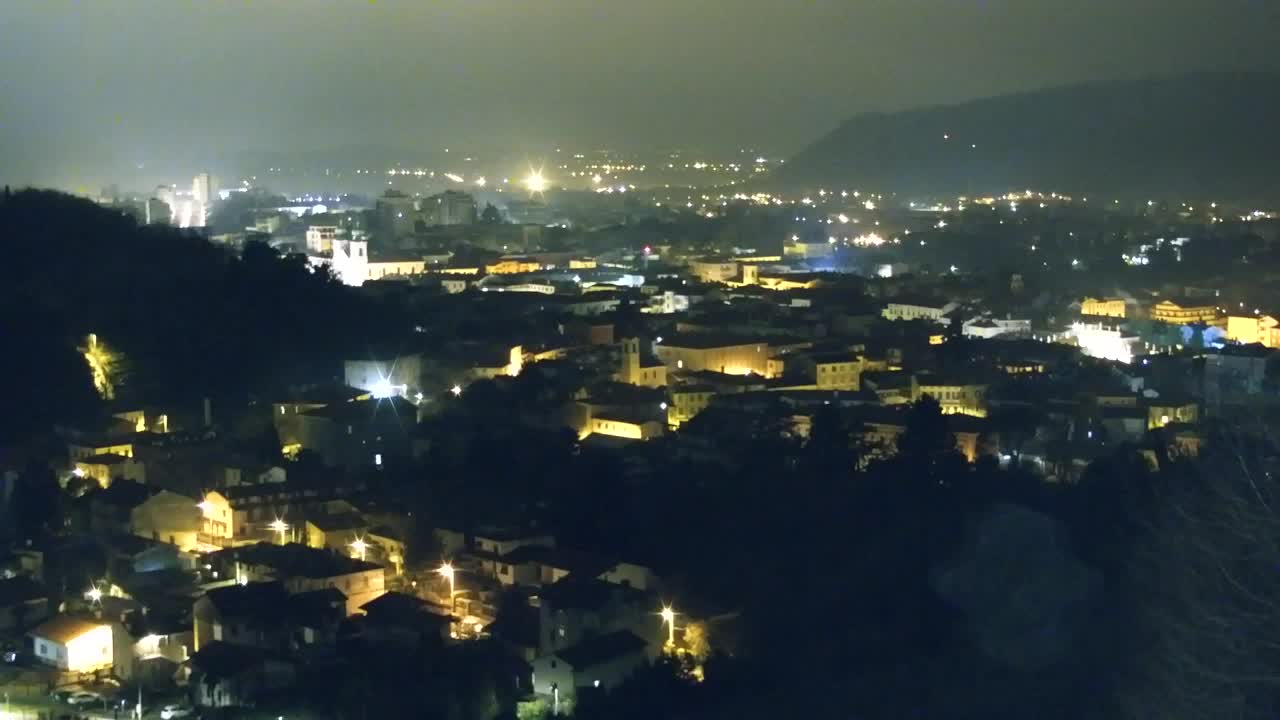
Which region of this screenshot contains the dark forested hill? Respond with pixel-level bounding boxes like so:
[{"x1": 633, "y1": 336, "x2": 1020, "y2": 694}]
[
  {"x1": 768, "y1": 72, "x2": 1280, "y2": 201},
  {"x1": 0, "y1": 189, "x2": 406, "y2": 442}
]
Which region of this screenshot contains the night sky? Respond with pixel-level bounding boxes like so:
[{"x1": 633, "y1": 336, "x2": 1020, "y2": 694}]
[{"x1": 2, "y1": 0, "x2": 1278, "y2": 188}]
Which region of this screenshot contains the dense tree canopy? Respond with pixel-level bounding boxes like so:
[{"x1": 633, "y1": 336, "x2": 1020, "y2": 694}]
[{"x1": 0, "y1": 190, "x2": 408, "y2": 441}]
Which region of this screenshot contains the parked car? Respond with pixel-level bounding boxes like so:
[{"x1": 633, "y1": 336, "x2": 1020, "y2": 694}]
[
  {"x1": 49, "y1": 689, "x2": 74, "y2": 703},
  {"x1": 160, "y1": 704, "x2": 195, "y2": 719},
  {"x1": 67, "y1": 692, "x2": 101, "y2": 706}
]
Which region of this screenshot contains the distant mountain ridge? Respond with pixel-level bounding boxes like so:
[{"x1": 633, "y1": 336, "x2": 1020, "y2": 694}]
[{"x1": 768, "y1": 72, "x2": 1280, "y2": 201}]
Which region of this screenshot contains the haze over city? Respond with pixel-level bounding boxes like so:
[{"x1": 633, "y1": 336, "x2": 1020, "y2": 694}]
[{"x1": 3, "y1": 0, "x2": 1279, "y2": 189}]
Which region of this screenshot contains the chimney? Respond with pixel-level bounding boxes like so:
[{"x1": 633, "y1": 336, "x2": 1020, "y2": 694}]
[{"x1": 203, "y1": 397, "x2": 213, "y2": 427}]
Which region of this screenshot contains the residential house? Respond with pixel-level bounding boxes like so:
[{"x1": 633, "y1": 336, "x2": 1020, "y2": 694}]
[
  {"x1": 537, "y1": 576, "x2": 657, "y2": 656},
  {"x1": 911, "y1": 373, "x2": 989, "y2": 417},
  {"x1": 304, "y1": 512, "x2": 370, "y2": 553},
  {"x1": 73, "y1": 453, "x2": 146, "y2": 488},
  {"x1": 1225, "y1": 313, "x2": 1280, "y2": 348},
  {"x1": 223, "y1": 480, "x2": 368, "y2": 544},
  {"x1": 0, "y1": 576, "x2": 49, "y2": 633},
  {"x1": 1203, "y1": 344, "x2": 1270, "y2": 409},
  {"x1": 366, "y1": 526, "x2": 407, "y2": 576},
  {"x1": 206, "y1": 543, "x2": 385, "y2": 615},
  {"x1": 357, "y1": 592, "x2": 452, "y2": 650},
  {"x1": 667, "y1": 385, "x2": 716, "y2": 429},
  {"x1": 853, "y1": 406, "x2": 998, "y2": 463},
  {"x1": 188, "y1": 642, "x2": 296, "y2": 709},
  {"x1": 474, "y1": 528, "x2": 557, "y2": 558},
  {"x1": 130, "y1": 614, "x2": 193, "y2": 684},
  {"x1": 67, "y1": 435, "x2": 134, "y2": 462},
  {"x1": 531, "y1": 630, "x2": 653, "y2": 699},
  {"x1": 294, "y1": 397, "x2": 416, "y2": 469},
  {"x1": 272, "y1": 383, "x2": 371, "y2": 454},
  {"x1": 192, "y1": 581, "x2": 346, "y2": 653},
  {"x1": 130, "y1": 490, "x2": 230, "y2": 552},
  {"x1": 29, "y1": 616, "x2": 113, "y2": 674},
  {"x1": 80, "y1": 476, "x2": 151, "y2": 532},
  {"x1": 1146, "y1": 397, "x2": 1199, "y2": 429},
  {"x1": 493, "y1": 546, "x2": 603, "y2": 589},
  {"x1": 103, "y1": 533, "x2": 194, "y2": 576}
]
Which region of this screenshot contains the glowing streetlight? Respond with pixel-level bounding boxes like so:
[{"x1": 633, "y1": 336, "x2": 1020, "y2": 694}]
[
  {"x1": 350, "y1": 537, "x2": 368, "y2": 561},
  {"x1": 450, "y1": 384, "x2": 463, "y2": 397},
  {"x1": 660, "y1": 605, "x2": 676, "y2": 647},
  {"x1": 371, "y1": 378, "x2": 399, "y2": 399},
  {"x1": 86, "y1": 586, "x2": 103, "y2": 604},
  {"x1": 438, "y1": 562, "x2": 456, "y2": 610},
  {"x1": 268, "y1": 518, "x2": 289, "y2": 545},
  {"x1": 523, "y1": 170, "x2": 548, "y2": 194}
]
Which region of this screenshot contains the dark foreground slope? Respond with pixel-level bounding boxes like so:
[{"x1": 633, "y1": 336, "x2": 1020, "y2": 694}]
[{"x1": 769, "y1": 72, "x2": 1280, "y2": 200}]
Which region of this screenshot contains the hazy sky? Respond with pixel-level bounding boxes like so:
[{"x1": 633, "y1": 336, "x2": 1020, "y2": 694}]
[{"x1": 2, "y1": 0, "x2": 1278, "y2": 188}]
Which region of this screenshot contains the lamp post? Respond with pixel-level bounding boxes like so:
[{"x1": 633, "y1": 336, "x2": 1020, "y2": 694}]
[
  {"x1": 660, "y1": 605, "x2": 676, "y2": 647},
  {"x1": 268, "y1": 518, "x2": 289, "y2": 545},
  {"x1": 437, "y1": 562, "x2": 456, "y2": 611}
]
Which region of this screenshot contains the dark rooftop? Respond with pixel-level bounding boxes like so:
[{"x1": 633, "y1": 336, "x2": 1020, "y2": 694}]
[
  {"x1": 301, "y1": 396, "x2": 417, "y2": 423},
  {"x1": 541, "y1": 576, "x2": 640, "y2": 611},
  {"x1": 360, "y1": 591, "x2": 452, "y2": 625},
  {"x1": 210, "y1": 542, "x2": 380, "y2": 579},
  {"x1": 0, "y1": 576, "x2": 48, "y2": 606},
  {"x1": 276, "y1": 383, "x2": 370, "y2": 406},
  {"x1": 555, "y1": 630, "x2": 648, "y2": 668},
  {"x1": 657, "y1": 332, "x2": 768, "y2": 350},
  {"x1": 88, "y1": 479, "x2": 158, "y2": 509},
  {"x1": 885, "y1": 294, "x2": 951, "y2": 308},
  {"x1": 189, "y1": 641, "x2": 282, "y2": 680},
  {"x1": 500, "y1": 545, "x2": 613, "y2": 577},
  {"x1": 807, "y1": 351, "x2": 862, "y2": 365},
  {"x1": 78, "y1": 453, "x2": 133, "y2": 465},
  {"x1": 305, "y1": 512, "x2": 369, "y2": 533},
  {"x1": 203, "y1": 581, "x2": 291, "y2": 622}
]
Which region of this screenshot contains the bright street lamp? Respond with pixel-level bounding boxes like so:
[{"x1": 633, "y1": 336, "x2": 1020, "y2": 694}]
[
  {"x1": 349, "y1": 537, "x2": 368, "y2": 561},
  {"x1": 660, "y1": 605, "x2": 676, "y2": 647},
  {"x1": 86, "y1": 586, "x2": 103, "y2": 604},
  {"x1": 268, "y1": 518, "x2": 289, "y2": 544},
  {"x1": 450, "y1": 384, "x2": 463, "y2": 397},
  {"x1": 524, "y1": 170, "x2": 548, "y2": 194},
  {"x1": 438, "y1": 562, "x2": 456, "y2": 610}
]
